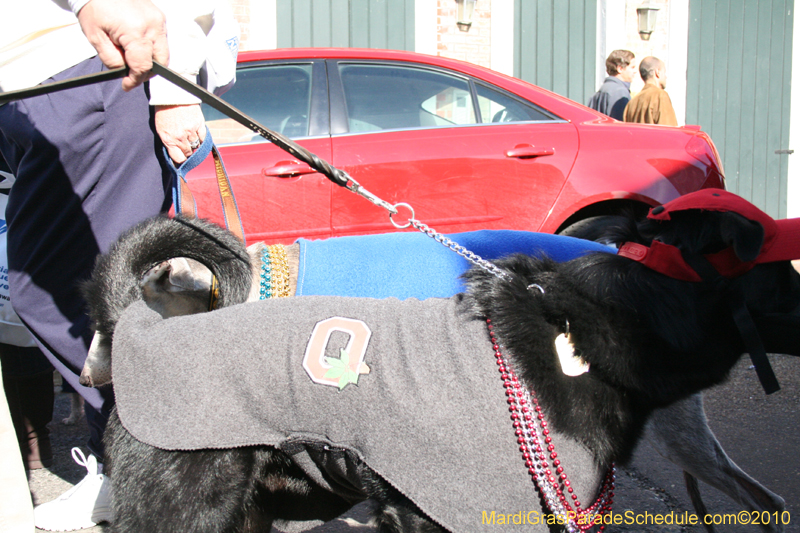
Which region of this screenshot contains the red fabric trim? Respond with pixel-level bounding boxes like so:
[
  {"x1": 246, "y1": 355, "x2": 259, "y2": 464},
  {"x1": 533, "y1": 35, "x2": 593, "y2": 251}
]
[
  {"x1": 618, "y1": 242, "x2": 757, "y2": 282},
  {"x1": 618, "y1": 242, "x2": 700, "y2": 282},
  {"x1": 625, "y1": 189, "x2": 800, "y2": 279}
]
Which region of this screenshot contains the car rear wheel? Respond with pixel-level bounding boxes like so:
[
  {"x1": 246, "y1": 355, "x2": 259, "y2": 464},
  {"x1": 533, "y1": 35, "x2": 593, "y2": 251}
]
[{"x1": 557, "y1": 215, "x2": 629, "y2": 246}]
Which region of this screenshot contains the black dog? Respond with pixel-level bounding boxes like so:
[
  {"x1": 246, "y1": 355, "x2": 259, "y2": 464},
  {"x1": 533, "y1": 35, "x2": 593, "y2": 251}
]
[{"x1": 87, "y1": 191, "x2": 800, "y2": 532}]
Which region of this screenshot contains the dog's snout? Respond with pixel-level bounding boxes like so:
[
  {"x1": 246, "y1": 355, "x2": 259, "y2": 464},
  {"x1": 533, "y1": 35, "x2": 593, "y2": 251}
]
[{"x1": 78, "y1": 371, "x2": 93, "y2": 388}]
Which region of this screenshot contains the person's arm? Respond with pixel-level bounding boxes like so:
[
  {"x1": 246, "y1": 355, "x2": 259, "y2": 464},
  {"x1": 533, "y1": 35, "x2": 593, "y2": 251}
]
[
  {"x1": 609, "y1": 95, "x2": 629, "y2": 121},
  {"x1": 72, "y1": 0, "x2": 168, "y2": 91},
  {"x1": 623, "y1": 99, "x2": 633, "y2": 123},
  {"x1": 154, "y1": 105, "x2": 206, "y2": 164},
  {"x1": 145, "y1": 2, "x2": 210, "y2": 163},
  {"x1": 149, "y1": 2, "x2": 239, "y2": 164},
  {"x1": 657, "y1": 92, "x2": 679, "y2": 126},
  {"x1": 73, "y1": 0, "x2": 239, "y2": 163}
]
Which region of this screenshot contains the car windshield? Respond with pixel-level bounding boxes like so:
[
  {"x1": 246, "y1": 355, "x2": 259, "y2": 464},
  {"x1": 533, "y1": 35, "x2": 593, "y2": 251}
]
[{"x1": 202, "y1": 63, "x2": 313, "y2": 144}]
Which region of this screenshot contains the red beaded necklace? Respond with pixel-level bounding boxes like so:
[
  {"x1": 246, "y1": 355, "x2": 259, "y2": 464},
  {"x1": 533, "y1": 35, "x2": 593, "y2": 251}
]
[{"x1": 487, "y1": 319, "x2": 616, "y2": 532}]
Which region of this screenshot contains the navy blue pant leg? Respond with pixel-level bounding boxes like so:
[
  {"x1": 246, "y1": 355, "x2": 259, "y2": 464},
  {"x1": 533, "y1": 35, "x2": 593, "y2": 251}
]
[{"x1": 0, "y1": 56, "x2": 172, "y2": 458}]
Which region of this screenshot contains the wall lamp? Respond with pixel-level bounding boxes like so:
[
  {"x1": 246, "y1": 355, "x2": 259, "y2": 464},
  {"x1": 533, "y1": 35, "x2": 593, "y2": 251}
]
[
  {"x1": 455, "y1": 0, "x2": 476, "y2": 32},
  {"x1": 637, "y1": 1, "x2": 660, "y2": 41}
]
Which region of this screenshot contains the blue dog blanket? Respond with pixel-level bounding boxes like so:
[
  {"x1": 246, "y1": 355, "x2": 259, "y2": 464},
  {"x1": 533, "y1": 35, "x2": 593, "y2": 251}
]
[{"x1": 296, "y1": 230, "x2": 615, "y2": 299}]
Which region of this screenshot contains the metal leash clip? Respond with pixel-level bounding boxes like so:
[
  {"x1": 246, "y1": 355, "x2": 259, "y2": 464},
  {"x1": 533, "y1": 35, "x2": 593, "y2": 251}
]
[{"x1": 340, "y1": 174, "x2": 398, "y2": 216}]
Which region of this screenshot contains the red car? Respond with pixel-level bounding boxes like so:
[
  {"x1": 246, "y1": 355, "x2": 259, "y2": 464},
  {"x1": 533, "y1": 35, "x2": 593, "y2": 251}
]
[{"x1": 189, "y1": 48, "x2": 724, "y2": 244}]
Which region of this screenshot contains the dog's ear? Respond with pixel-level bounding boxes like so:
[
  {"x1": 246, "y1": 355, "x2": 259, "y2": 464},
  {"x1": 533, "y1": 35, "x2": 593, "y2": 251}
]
[
  {"x1": 141, "y1": 259, "x2": 213, "y2": 294},
  {"x1": 141, "y1": 259, "x2": 213, "y2": 318},
  {"x1": 170, "y1": 257, "x2": 214, "y2": 290},
  {"x1": 719, "y1": 212, "x2": 765, "y2": 262}
]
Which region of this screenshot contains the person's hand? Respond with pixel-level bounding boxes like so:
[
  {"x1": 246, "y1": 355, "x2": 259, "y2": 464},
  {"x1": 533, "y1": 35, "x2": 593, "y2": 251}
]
[
  {"x1": 155, "y1": 105, "x2": 206, "y2": 164},
  {"x1": 76, "y1": 0, "x2": 168, "y2": 91}
]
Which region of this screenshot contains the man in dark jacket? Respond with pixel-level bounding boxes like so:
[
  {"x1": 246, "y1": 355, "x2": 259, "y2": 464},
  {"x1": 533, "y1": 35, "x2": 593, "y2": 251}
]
[{"x1": 587, "y1": 50, "x2": 637, "y2": 120}]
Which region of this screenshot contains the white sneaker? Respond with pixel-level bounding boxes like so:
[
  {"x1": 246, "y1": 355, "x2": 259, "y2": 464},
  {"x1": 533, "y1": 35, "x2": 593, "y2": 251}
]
[{"x1": 34, "y1": 448, "x2": 113, "y2": 531}]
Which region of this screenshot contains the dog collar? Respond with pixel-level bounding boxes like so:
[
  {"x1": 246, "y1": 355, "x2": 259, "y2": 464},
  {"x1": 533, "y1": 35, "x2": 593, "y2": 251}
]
[{"x1": 208, "y1": 275, "x2": 220, "y2": 311}]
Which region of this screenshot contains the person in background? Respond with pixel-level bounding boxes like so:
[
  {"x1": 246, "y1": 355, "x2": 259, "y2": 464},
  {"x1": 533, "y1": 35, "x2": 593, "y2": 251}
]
[
  {"x1": 0, "y1": 166, "x2": 39, "y2": 533},
  {"x1": 587, "y1": 49, "x2": 637, "y2": 121},
  {"x1": 0, "y1": 0, "x2": 239, "y2": 530},
  {"x1": 0, "y1": 163, "x2": 56, "y2": 475},
  {"x1": 623, "y1": 56, "x2": 679, "y2": 126},
  {"x1": 0, "y1": 358, "x2": 35, "y2": 533}
]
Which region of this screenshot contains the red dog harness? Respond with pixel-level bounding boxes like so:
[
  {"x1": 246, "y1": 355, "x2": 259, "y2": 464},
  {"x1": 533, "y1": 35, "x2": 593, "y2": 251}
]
[
  {"x1": 619, "y1": 189, "x2": 800, "y2": 281},
  {"x1": 618, "y1": 189, "x2": 800, "y2": 393}
]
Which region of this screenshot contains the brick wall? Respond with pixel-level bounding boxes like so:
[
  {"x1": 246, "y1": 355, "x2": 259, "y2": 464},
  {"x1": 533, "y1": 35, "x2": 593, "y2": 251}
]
[
  {"x1": 230, "y1": 0, "x2": 253, "y2": 51},
  {"x1": 622, "y1": 0, "x2": 672, "y2": 94},
  {"x1": 436, "y1": 0, "x2": 492, "y2": 68}
]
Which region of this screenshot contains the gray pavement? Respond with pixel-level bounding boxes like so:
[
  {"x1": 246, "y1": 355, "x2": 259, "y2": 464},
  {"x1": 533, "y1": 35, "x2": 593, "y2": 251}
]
[
  {"x1": 626, "y1": 354, "x2": 800, "y2": 533},
  {"x1": 28, "y1": 356, "x2": 798, "y2": 532}
]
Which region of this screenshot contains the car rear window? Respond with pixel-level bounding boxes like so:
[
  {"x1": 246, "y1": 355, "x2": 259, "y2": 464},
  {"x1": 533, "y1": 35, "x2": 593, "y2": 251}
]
[
  {"x1": 202, "y1": 63, "x2": 313, "y2": 144},
  {"x1": 338, "y1": 64, "x2": 476, "y2": 133},
  {"x1": 474, "y1": 82, "x2": 557, "y2": 123}
]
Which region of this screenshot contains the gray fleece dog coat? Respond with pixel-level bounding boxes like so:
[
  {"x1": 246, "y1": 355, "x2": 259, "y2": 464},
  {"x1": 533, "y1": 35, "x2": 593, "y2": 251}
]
[{"x1": 113, "y1": 297, "x2": 604, "y2": 532}]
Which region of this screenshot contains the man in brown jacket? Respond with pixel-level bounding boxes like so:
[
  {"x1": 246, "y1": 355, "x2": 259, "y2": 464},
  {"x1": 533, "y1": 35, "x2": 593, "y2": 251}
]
[{"x1": 623, "y1": 56, "x2": 678, "y2": 126}]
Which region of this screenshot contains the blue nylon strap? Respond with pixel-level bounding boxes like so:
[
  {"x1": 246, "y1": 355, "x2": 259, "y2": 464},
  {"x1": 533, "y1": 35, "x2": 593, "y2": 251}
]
[
  {"x1": 163, "y1": 129, "x2": 246, "y2": 245},
  {"x1": 164, "y1": 127, "x2": 214, "y2": 218}
]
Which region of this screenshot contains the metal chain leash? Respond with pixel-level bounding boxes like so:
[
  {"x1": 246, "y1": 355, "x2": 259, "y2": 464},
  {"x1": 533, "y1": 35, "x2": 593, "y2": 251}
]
[{"x1": 389, "y1": 203, "x2": 510, "y2": 281}]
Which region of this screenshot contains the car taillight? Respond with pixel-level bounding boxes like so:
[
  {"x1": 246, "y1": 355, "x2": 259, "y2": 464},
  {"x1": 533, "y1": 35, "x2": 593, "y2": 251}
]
[{"x1": 685, "y1": 133, "x2": 726, "y2": 189}]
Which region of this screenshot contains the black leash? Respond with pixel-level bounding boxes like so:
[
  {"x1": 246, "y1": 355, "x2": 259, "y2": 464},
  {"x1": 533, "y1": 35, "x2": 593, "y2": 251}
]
[
  {"x1": 681, "y1": 251, "x2": 780, "y2": 394},
  {"x1": 149, "y1": 63, "x2": 352, "y2": 189},
  {"x1": 0, "y1": 66, "x2": 128, "y2": 104},
  {"x1": 0, "y1": 62, "x2": 399, "y2": 215}
]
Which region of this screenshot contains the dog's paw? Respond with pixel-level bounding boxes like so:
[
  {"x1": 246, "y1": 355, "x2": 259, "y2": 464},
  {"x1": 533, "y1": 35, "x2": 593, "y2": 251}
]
[{"x1": 62, "y1": 394, "x2": 84, "y2": 425}]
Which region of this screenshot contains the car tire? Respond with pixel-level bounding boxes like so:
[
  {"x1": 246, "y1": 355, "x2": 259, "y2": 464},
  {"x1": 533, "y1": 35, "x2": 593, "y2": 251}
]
[{"x1": 557, "y1": 215, "x2": 628, "y2": 246}]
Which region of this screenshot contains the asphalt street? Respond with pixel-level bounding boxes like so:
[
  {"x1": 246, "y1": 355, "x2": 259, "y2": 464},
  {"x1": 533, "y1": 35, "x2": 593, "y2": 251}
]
[{"x1": 28, "y1": 355, "x2": 799, "y2": 533}]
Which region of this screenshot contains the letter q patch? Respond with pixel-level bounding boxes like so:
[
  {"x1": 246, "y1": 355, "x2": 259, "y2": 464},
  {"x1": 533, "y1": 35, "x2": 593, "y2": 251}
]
[{"x1": 303, "y1": 317, "x2": 371, "y2": 390}]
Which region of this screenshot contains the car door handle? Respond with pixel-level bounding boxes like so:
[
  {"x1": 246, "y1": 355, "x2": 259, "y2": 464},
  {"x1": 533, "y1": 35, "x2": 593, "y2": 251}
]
[
  {"x1": 506, "y1": 145, "x2": 555, "y2": 159},
  {"x1": 262, "y1": 161, "x2": 317, "y2": 178}
]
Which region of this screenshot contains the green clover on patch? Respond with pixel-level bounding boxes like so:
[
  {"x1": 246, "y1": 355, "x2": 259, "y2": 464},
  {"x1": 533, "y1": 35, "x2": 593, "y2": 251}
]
[{"x1": 324, "y1": 348, "x2": 361, "y2": 390}]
